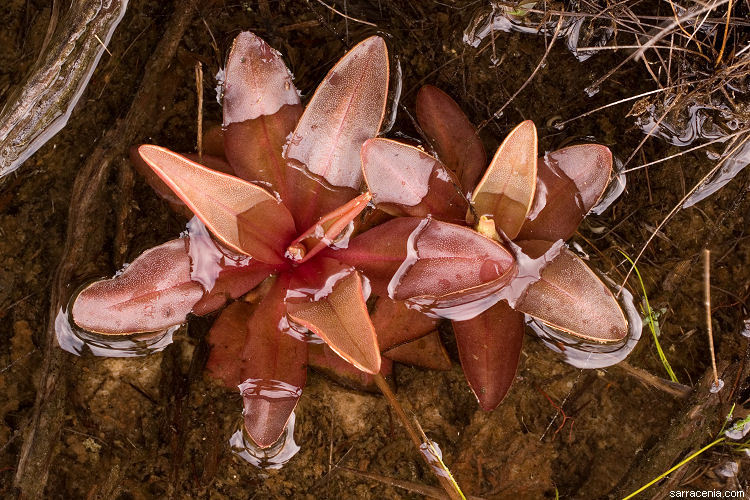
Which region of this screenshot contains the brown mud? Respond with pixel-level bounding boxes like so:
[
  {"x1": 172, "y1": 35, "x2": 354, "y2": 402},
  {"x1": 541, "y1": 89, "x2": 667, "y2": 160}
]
[{"x1": 1, "y1": 1, "x2": 748, "y2": 498}]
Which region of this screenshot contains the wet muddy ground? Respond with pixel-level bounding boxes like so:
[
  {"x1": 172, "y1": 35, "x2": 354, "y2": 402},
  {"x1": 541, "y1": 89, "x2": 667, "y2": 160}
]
[{"x1": 1, "y1": 1, "x2": 749, "y2": 498}]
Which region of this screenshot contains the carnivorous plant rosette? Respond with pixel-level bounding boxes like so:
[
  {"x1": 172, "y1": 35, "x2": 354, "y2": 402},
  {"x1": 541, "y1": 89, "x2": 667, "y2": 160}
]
[
  {"x1": 69, "y1": 33, "x2": 518, "y2": 448},
  {"x1": 335, "y1": 85, "x2": 629, "y2": 411}
]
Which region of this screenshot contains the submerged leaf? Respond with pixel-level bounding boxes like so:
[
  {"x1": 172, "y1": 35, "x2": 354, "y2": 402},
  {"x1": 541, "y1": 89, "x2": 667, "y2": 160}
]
[
  {"x1": 205, "y1": 301, "x2": 255, "y2": 387},
  {"x1": 383, "y1": 331, "x2": 451, "y2": 371},
  {"x1": 452, "y1": 301, "x2": 524, "y2": 411},
  {"x1": 362, "y1": 138, "x2": 467, "y2": 222},
  {"x1": 369, "y1": 296, "x2": 437, "y2": 351},
  {"x1": 235, "y1": 275, "x2": 308, "y2": 449},
  {"x1": 308, "y1": 342, "x2": 393, "y2": 392},
  {"x1": 415, "y1": 85, "x2": 486, "y2": 191},
  {"x1": 284, "y1": 36, "x2": 388, "y2": 230},
  {"x1": 471, "y1": 120, "x2": 538, "y2": 239},
  {"x1": 72, "y1": 238, "x2": 204, "y2": 334},
  {"x1": 192, "y1": 262, "x2": 274, "y2": 316},
  {"x1": 514, "y1": 242, "x2": 628, "y2": 342},
  {"x1": 138, "y1": 145, "x2": 296, "y2": 265},
  {"x1": 517, "y1": 145, "x2": 612, "y2": 241},
  {"x1": 287, "y1": 258, "x2": 381, "y2": 374}
]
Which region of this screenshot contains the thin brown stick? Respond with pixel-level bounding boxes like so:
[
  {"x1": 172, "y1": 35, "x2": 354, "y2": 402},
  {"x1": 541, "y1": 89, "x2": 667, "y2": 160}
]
[
  {"x1": 620, "y1": 134, "x2": 750, "y2": 291},
  {"x1": 314, "y1": 0, "x2": 377, "y2": 27},
  {"x1": 704, "y1": 249, "x2": 719, "y2": 388},
  {"x1": 715, "y1": 0, "x2": 733, "y2": 64},
  {"x1": 195, "y1": 61, "x2": 204, "y2": 160},
  {"x1": 476, "y1": 14, "x2": 564, "y2": 132},
  {"x1": 616, "y1": 361, "x2": 692, "y2": 398},
  {"x1": 373, "y1": 374, "x2": 464, "y2": 500}
]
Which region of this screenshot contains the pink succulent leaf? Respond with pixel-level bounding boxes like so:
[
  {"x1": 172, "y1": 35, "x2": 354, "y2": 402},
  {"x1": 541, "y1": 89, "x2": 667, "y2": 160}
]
[
  {"x1": 222, "y1": 33, "x2": 303, "y2": 197},
  {"x1": 71, "y1": 238, "x2": 204, "y2": 335},
  {"x1": 361, "y1": 138, "x2": 468, "y2": 222},
  {"x1": 130, "y1": 147, "x2": 234, "y2": 218},
  {"x1": 415, "y1": 85, "x2": 486, "y2": 192},
  {"x1": 206, "y1": 274, "x2": 308, "y2": 449},
  {"x1": 284, "y1": 36, "x2": 388, "y2": 230},
  {"x1": 369, "y1": 296, "x2": 437, "y2": 351},
  {"x1": 192, "y1": 261, "x2": 274, "y2": 316},
  {"x1": 471, "y1": 120, "x2": 538, "y2": 239},
  {"x1": 517, "y1": 145, "x2": 613, "y2": 241},
  {"x1": 327, "y1": 217, "x2": 516, "y2": 318},
  {"x1": 452, "y1": 301, "x2": 524, "y2": 411},
  {"x1": 286, "y1": 192, "x2": 372, "y2": 264},
  {"x1": 137, "y1": 145, "x2": 296, "y2": 265},
  {"x1": 222, "y1": 32, "x2": 301, "y2": 126},
  {"x1": 383, "y1": 331, "x2": 451, "y2": 371},
  {"x1": 286, "y1": 257, "x2": 381, "y2": 375},
  {"x1": 308, "y1": 341, "x2": 393, "y2": 392},
  {"x1": 514, "y1": 241, "x2": 628, "y2": 342}
]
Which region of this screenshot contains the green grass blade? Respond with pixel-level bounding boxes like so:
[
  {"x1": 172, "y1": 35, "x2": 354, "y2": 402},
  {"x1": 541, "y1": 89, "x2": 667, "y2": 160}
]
[{"x1": 619, "y1": 251, "x2": 679, "y2": 383}]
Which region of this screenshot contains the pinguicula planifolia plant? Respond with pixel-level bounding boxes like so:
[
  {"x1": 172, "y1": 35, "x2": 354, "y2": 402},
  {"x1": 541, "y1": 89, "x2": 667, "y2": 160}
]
[
  {"x1": 337, "y1": 84, "x2": 630, "y2": 411},
  {"x1": 69, "y1": 33, "x2": 519, "y2": 449}
]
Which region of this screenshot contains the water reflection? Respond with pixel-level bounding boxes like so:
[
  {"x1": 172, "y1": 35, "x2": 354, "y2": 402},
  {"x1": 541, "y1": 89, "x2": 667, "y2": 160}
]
[
  {"x1": 528, "y1": 278, "x2": 642, "y2": 368},
  {"x1": 55, "y1": 306, "x2": 176, "y2": 357},
  {"x1": 230, "y1": 412, "x2": 300, "y2": 470},
  {"x1": 463, "y1": 4, "x2": 613, "y2": 62}
]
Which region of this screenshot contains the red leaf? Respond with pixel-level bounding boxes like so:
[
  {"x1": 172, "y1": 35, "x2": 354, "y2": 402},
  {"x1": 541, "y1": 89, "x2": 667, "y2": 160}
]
[
  {"x1": 308, "y1": 341, "x2": 393, "y2": 392},
  {"x1": 471, "y1": 120, "x2": 538, "y2": 239},
  {"x1": 202, "y1": 124, "x2": 226, "y2": 158},
  {"x1": 361, "y1": 138, "x2": 467, "y2": 222},
  {"x1": 138, "y1": 145, "x2": 296, "y2": 265},
  {"x1": 514, "y1": 243, "x2": 628, "y2": 342},
  {"x1": 216, "y1": 274, "x2": 308, "y2": 449},
  {"x1": 205, "y1": 301, "x2": 255, "y2": 387},
  {"x1": 192, "y1": 262, "x2": 274, "y2": 316},
  {"x1": 517, "y1": 145, "x2": 613, "y2": 241},
  {"x1": 286, "y1": 258, "x2": 381, "y2": 374},
  {"x1": 328, "y1": 217, "x2": 516, "y2": 318},
  {"x1": 284, "y1": 36, "x2": 388, "y2": 230},
  {"x1": 71, "y1": 238, "x2": 204, "y2": 334},
  {"x1": 130, "y1": 147, "x2": 234, "y2": 218},
  {"x1": 452, "y1": 301, "x2": 524, "y2": 411},
  {"x1": 415, "y1": 85, "x2": 486, "y2": 191},
  {"x1": 286, "y1": 192, "x2": 372, "y2": 264},
  {"x1": 370, "y1": 296, "x2": 437, "y2": 351},
  {"x1": 383, "y1": 331, "x2": 451, "y2": 371}
]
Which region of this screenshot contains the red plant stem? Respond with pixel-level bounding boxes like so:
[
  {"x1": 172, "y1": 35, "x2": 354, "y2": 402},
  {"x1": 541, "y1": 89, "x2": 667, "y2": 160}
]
[{"x1": 373, "y1": 373, "x2": 463, "y2": 500}]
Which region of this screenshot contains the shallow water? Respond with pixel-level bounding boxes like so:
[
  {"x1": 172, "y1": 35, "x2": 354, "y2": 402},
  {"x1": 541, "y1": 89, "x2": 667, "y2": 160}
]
[{"x1": 1, "y1": 0, "x2": 748, "y2": 498}]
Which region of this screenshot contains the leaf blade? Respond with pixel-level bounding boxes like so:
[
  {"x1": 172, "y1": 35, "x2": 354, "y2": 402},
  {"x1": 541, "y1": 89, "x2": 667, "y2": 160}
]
[
  {"x1": 517, "y1": 145, "x2": 613, "y2": 241},
  {"x1": 415, "y1": 85, "x2": 486, "y2": 191},
  {"x1": 138, "y1": 145, "x2": 296, "y2": 264},
  {"x1": 287, "y1": 258, "x2": 381, "y2": 374},
  {"x1": 514, "y1": 244, "x2": 628, "y2": 342},
  {"x1": 362, "y1": 138, "x2": 467, "y2": 222},
  {"x1": 71, "y1": 238, "x2": 204, "y2": 334},
  {"x1": 452, "y1": 302, "x2": 524, "y2": 410},
  {"x1": 471, "y1": 120, "x2": 537, "y2": 239},
  {"x1": 284, "y1": 36, "x2": 388, "y2": 229}
]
